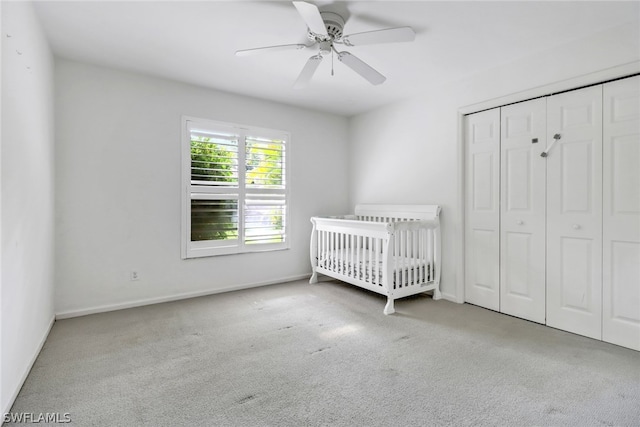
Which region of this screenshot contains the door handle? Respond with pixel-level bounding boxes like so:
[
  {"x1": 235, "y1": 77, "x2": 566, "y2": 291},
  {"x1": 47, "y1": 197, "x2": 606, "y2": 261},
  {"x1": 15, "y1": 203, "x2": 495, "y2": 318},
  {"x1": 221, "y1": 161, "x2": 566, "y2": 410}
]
[
  {"x1": 573, "y1": 224, "x2": 581, "y2": 230},
  {"x1": 541, "y1": 134, "x2": 561, "y2": 158}
]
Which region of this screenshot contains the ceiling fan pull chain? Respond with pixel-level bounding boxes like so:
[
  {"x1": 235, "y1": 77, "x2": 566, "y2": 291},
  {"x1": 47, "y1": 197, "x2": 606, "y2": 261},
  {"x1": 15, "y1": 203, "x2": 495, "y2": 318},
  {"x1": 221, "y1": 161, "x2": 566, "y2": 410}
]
[{"x1": 331, "y1": 49, "x2": 335, "y2": 76}]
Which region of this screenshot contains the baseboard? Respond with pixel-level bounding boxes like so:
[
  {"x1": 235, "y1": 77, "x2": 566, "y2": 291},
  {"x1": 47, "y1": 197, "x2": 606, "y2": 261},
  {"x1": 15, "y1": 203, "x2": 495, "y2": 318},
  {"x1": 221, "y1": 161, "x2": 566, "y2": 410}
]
[
  {"x1": 55, "y1": 274, "x2": 311, "y2": 320},
  {"x1": 441, "y1": 292, "x2": 461, "y2": 303},
  {"x1": 2, "y1": 315, "x2": 55, "y2": 419}
]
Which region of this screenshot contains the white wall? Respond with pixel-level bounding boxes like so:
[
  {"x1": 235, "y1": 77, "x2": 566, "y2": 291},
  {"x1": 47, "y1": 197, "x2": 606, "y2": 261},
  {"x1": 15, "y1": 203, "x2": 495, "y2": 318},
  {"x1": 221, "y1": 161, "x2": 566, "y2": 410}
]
[
  {"x1": 1, "y1": 1, "x2": 55, "y2": 414},
  {"x1": 348, "y1": 22, "x2": 640, "y2": 301},
  {"x1": 54, "y1": 59, "x2": 349, "y2": 316}
]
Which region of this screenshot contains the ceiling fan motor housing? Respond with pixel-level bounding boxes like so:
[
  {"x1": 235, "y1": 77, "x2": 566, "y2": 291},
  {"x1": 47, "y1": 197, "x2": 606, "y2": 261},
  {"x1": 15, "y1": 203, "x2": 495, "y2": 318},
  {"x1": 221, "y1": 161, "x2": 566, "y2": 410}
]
[{"x1": 321, "y1": 12, "x2": 345, "y2": 39}]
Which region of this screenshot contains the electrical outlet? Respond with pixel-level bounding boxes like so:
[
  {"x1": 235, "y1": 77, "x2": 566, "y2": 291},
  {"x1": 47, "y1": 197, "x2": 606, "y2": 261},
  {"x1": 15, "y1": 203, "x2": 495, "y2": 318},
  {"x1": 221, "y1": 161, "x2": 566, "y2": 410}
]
[{"x1": 130, "y1": 271, "x2": 140, "y2": 281}]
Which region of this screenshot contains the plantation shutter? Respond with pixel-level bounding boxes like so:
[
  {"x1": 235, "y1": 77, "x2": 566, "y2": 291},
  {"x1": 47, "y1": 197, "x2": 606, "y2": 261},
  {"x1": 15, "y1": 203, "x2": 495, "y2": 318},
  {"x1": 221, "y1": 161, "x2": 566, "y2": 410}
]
[
  {"x1": 183, "y1": 119, "x2": 289, "y2": 258},
  {"x1": 190, "y1": 131, "x2": 239, "y2": 187},
  {"x1": 245, "y1": 136, "x2": 287, "y2": 245},
  {"x1": 189, "y1": 126, "x2": 240, "y2": 245}
]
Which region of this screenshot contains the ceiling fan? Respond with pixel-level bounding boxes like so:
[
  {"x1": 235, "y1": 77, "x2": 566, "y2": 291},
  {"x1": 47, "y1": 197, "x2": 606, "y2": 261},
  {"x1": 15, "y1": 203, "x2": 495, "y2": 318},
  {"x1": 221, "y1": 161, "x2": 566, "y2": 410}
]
[{"x1": 235, "y1": 1, "x2": 416, "y2": 88}]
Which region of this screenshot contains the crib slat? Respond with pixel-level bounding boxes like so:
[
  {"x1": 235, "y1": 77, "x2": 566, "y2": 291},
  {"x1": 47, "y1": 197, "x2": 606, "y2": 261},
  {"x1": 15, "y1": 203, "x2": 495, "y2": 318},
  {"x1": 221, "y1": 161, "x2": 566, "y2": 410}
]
[
  {"x1": 427, "y1": 230, "x2": 433, "y2": 282},
  {"x1": 339, "y1": 233, "x2": 345, "y2": 274},
  {"x1": 407, "y1": 230, "x2": 411, "y2": 285},
  {"x1": 412, "y1": 230, "x2": 422, "y2": 285},
  {"x1": 375, "y1": 238, "x2": 380, "y2": 286},
  {"x1": 344, "y1": 233, "x2": 348, "y2": 277},
  {"x1": 323, "y1": 230, "x2": 327, "y2": 269},
  {"x1": 369, "y1": 236, "x2": 374, "y2": 285},
  {"x1": 367, "y1": 237, "x2": 374, "y2": 285},
  {"x1": 407, "y1": 229, "x2": 411, "y2": 286},
  {"x1": 418, "y1": 229, "x2": 424, "y2": 283},
  {"x1": 332, "y1": 231, "x2": 334, "y2": 271},
  {"x1": 339, "y1": 232, "x2": 343, "y2": 274},
  {"x1": 317, "y1": 230, "x2": 322, "y2": 268},
  {"x1": 406, "y1": 229, "x2": 412, "y2": 285},
  {"x1": 416, "y1": 230, "x2": 420, "y2": 284},
  {"x1": 393, "y1": 232, "x2": 399, "y2": 290},
  {"x1": 349, "y1": 235, "x2": 352, "y2": 279},
  {"x1": 349, "y1": 235, "x2": 354, "y2": 279},
  {"x1": 324, "y1": 230, "x2": 328, "y2": 269},
  {"x1": 426, "y1": 229, "x2": 430, "y2": 282},
  {"x1": 326, "y1": 230, "x2": 330, "y2": 270},
  {"x1": 409, "y1": 229, "x2": 414, "y2": 285},
  {"x1": 424, "y1": 229, "x2": 429, "y2": 281},
  {"x1": 355, "y1": 235, "x2": 359, "y2": 280},
  {"x1": 397, "y1": 230, "x2": 402, "y2": 288},
  {"x1": 342, "y1": 233, "x2": 347, "y2": 277},
  {"x1": 361, "y1": 236, "x2": 365, "y2": 281},
  {"x1": 332, "y1": 231, "x2": 336, "y2": 272},
  {"x1": 335, "y1": 232, "x2": 339, "y2": 274},
  {"x1": 367, "y1": 237, "x2": 372, "y2": 284},
  {"x1": 401, "y1": 230, "x2": 405, "y2": 288},
  {"x1": 401, "y1": 230, "x2": 407, "y2": 288},
  {"x1": 342, "y1": 233, "x2": 346, "y2": 275},
  {"x1": 322, "y1": 231, "x2": 329, "y2": 268},
  {"x1": 339, "y1": 233, "x2": 343, "y2": 275}
]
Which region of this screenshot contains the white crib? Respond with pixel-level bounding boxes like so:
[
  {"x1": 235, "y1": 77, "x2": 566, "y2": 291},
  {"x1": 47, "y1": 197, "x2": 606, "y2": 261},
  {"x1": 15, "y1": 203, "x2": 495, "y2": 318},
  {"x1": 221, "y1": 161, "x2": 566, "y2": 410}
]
[{"x1": 310, "y1": 205, "x2": 441, "y2": 315}]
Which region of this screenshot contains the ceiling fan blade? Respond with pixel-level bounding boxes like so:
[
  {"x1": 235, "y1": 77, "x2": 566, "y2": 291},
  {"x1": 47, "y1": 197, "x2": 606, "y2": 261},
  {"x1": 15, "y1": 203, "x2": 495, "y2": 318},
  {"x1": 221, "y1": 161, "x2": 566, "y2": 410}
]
[
  {"x1": 292, "y1": 1, "x2": 328, "y2": 36},
  {"x1": 294, "y1": 54, "x2": 323, "y2": 89},
  {"x1": 235, "y1": 44, "x2": 308, "y2": 57},
  {"x1": 337, "y1": 51, "x2": 386, "y2": 85},
  {"x1": 342, "y1": 27, "x2": 415, "y2": 47}
]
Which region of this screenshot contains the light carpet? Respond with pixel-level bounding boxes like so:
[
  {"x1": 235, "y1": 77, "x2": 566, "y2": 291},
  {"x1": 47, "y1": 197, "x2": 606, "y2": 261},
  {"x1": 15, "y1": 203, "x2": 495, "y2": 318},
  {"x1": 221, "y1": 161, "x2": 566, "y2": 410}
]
[{"x1": 8, "y1": 279, "x2": 640, "y2": 426}]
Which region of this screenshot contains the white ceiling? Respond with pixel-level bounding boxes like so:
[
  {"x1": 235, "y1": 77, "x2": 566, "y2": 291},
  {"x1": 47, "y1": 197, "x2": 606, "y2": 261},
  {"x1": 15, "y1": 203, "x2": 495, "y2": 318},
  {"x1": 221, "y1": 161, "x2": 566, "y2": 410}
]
[{"x1": 33, "y1": 1, "x2": 639, "y2": 116}]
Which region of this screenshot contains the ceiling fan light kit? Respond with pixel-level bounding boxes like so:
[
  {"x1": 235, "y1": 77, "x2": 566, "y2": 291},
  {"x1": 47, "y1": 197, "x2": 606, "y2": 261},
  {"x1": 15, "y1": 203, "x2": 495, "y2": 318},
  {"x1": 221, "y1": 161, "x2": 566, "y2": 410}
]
[{"x1": 235, "y1": 1, "x2": 416, "y2": 88}]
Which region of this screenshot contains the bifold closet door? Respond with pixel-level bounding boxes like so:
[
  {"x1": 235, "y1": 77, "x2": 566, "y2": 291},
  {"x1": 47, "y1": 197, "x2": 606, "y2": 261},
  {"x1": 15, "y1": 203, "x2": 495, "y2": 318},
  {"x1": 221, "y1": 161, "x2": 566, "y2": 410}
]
[
  {"x1": 500, "y1": 99, "x2": 547, "y2": 324},
  {"x1": 546, "y1": 85, "x2": 603, "y2": 340},
  {"x1": 603, "y1": 76, "x2": 640, "y2": 351},
  {"x1": 465, "y1": 108, "x2": 500, "y2": 311}
]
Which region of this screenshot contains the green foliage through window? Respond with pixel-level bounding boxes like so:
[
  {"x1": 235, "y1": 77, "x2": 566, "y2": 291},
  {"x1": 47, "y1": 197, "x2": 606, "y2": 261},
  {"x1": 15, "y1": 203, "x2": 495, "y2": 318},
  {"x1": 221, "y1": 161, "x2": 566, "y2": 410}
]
[
  {"x1": 190, "y1": 137, "x2": 238, "y2": 185},
  {"x1": 189, "y1": 132, "x2": 286, "y2": 245}
]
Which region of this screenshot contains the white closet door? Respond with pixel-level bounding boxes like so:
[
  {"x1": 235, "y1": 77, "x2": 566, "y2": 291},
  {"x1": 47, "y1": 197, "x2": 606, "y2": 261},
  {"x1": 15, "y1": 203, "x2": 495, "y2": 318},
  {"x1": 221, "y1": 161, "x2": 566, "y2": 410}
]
[
  {"x1": 546, "y1": 85, "x2": 603, "y2": 340},
  {"x1": 603, "y1": 76, "x2": 640, "y2": 351},
  {"x1": 500, "y1": 99, "x2": 547, "y2": 323},
  {"x1": 465, "y1": 108, "x2": 500, "y2": 311}
]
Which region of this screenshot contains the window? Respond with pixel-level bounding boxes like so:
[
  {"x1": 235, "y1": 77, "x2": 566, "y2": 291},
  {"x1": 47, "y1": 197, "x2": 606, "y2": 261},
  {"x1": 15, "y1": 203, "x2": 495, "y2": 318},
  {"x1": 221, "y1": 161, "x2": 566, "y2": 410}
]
[{"x1": 182, "y1": 117, "x2": 289, "y2": 258}]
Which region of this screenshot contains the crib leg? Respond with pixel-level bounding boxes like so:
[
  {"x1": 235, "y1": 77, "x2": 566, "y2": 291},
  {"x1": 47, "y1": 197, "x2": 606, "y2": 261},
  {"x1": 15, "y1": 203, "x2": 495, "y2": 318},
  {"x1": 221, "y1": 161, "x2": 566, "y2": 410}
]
[
  {"x1": 310, "y1": 271, "x2": 318, "y2": 284},
  {"x1": 383, "y1": 297, "x2": 395, "y2": 315},
  {"x1": 433, "y1": 284, "x2": 442, "y2": 300}
]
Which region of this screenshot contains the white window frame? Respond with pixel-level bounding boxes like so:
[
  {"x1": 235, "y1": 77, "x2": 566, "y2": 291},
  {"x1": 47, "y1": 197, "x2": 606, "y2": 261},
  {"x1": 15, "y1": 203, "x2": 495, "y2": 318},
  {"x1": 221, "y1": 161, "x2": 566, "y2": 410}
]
[{"x1": 181, "y1": 116, "x2": 290, "y2": 259}]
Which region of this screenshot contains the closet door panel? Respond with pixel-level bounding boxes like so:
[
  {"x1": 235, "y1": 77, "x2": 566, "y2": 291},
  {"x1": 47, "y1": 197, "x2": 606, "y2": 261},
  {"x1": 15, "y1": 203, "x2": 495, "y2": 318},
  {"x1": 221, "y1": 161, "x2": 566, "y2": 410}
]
[
  {"x1": 500, "y1": 98, "x2": 547, "y2": 323},
  {"x1": 465, "y1": 108, "x2": 500, "y2": 311},
  {"x1": 603, "y1": 75, "x2": 640, "y2": 350},
  {"x1": 546, "y1": 85, "x2": 603, "y2": 340}
]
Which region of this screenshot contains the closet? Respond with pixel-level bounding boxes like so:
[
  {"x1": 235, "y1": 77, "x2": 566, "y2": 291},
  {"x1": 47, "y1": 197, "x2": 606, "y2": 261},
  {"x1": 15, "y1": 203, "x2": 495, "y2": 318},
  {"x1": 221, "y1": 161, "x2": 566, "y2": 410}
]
[{"x1": 464, "y1": 75, "x2": 640, "y2": 351}]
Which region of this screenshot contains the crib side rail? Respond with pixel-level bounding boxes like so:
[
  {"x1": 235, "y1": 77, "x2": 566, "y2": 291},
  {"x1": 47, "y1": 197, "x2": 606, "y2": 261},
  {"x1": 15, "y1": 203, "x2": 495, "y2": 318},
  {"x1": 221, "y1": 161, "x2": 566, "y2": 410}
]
[
  {"x1": 310, "y1": 216, "x2": 392, "y2": 292},
  {"x1": 391, "y1": 218, "x2": 439, "y2": 232},
  {"x1": 311, "y1": 216, "x2": 392, "y2": 239},
  {"x1": 355, "y1": 204, "x2": 440, "y2": 221}
]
